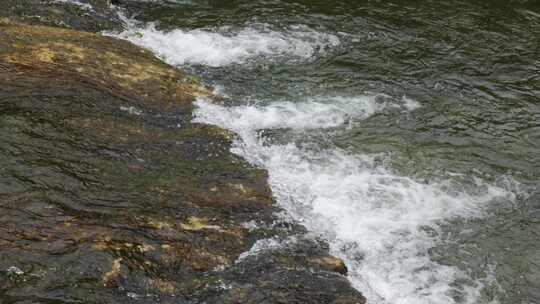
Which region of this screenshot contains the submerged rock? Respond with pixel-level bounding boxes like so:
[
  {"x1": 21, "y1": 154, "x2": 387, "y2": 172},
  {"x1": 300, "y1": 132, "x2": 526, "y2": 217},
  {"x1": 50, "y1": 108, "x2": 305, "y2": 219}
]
[
  {"x1": 0, "y1": 0, "x2": 124, "y2": 32},
  {"x1": 0, "y1": 20, "x2": 365, "y2": 303}
]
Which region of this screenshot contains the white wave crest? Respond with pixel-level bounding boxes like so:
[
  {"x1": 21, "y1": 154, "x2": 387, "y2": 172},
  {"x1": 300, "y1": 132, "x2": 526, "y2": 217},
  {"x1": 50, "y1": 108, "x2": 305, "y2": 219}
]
[
  {"x1": 109, "y1": 22, "x2": 340, "y2": 67},
  {"x1": 53, "y1": 0, "x2": 93, "y2": 10},
  {"x1": 209, "y1": 96, "x2": 385, "y2": 130},
  {"x1": 193, "y1": 97, "x2": 514, "y2": 304}
]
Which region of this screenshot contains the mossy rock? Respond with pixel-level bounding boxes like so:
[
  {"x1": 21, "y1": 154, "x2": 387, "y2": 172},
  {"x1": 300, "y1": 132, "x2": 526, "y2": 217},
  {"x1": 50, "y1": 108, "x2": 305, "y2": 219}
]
[{"x1": 0, "y1": 21, "x2": 365, "y2": 303}]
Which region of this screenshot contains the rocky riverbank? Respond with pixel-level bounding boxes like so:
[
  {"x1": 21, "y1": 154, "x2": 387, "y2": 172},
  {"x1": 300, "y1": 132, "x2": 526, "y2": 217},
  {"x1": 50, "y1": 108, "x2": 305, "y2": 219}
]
[{"x1": 0, "y1": 1, "x2": 365, "y2": 303}]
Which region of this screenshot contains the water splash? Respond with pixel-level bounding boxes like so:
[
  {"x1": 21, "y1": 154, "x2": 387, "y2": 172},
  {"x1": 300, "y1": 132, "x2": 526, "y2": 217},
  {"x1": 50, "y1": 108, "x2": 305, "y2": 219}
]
[
  {"x1": 53, "y1": 0, "x2": 93, "y2": 10},
  {"x1": 108, "y1": 22, "x2": 340, "y2": 67},
  {"x1": 193, "y1": 97, "x2": 515, "y2": 304}
]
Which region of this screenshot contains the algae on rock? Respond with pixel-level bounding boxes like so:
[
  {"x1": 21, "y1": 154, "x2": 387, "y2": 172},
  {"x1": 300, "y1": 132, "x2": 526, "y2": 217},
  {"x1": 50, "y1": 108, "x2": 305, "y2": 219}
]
[{"x1": 0, "y1": 18, "x2": 365, "y2": 304}]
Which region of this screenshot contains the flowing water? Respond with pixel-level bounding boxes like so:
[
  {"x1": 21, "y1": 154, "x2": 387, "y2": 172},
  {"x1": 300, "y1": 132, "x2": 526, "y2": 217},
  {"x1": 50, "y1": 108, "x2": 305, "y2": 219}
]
[{"x1": 107, "y1": 1, "x2": 539, "y2": 303}]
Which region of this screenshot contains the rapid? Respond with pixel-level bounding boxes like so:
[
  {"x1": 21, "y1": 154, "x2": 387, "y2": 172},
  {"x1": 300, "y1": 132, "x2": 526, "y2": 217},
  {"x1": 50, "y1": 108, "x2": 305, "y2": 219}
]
[{"x1": 106, "y1": 1, "x2": 540, "y2": 303}]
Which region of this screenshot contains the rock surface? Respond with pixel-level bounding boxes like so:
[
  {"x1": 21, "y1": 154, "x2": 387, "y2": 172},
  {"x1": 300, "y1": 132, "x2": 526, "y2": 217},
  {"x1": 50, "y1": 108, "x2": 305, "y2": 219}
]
[
  {"x1": 0, "y1": 9, "x2": 366, "y2": 304},
  {"x1": 0, "y1": 0, "x2": 123, "y2": 32}
]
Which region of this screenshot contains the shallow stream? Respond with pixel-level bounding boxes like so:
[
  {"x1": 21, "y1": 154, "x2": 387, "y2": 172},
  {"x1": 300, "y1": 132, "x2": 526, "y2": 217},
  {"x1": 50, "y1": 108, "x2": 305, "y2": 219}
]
[{"x1": 109, "y1": 1, "x2": 540, "y2": 303}]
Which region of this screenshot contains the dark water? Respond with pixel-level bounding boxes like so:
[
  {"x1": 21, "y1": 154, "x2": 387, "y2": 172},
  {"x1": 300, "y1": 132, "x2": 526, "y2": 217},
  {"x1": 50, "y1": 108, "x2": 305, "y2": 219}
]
[{"x1": 110, "y1": 1, "x2": 540, "y2": 303}]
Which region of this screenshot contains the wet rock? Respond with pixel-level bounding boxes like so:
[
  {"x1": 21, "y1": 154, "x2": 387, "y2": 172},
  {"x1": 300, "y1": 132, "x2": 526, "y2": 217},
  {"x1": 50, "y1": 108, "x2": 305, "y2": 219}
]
[
  {"x1": 201, "y1": 235, "x2": 364, "y2": 304},
  {"x1": 0, "y1": 0, "x2": 124, "y2": 32},
  {"x1": 0, "y1": 20, "x2": 365, "y2": 303},
  {"x1": 0, "y1": 0, "x2": 194, "y2": 33},
  {"x1": 310, "y1": 256, "x2": 349, "y2": 275}
]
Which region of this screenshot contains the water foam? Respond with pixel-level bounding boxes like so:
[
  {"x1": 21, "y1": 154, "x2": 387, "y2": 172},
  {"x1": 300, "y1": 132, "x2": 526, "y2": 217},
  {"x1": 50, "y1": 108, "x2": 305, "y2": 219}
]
[
  {"x1": 53, "y1": 0, "x2": 93, "y2": 10},
  {"x1": 211, "y1": 96, "x2": 386, "y2": 130},
  {"x1": 109, "y1": 22, "x2": 340, "y2": 67},
  {"x1": 193, "y1": 96, "x2": 514, "y2": 304}
]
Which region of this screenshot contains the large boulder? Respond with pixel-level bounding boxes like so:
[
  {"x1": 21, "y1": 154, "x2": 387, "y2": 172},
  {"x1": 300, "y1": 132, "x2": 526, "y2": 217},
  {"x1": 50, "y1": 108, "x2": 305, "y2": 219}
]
[{"x1": 0, "y1": 20, "x2": 365, "y2": 303}]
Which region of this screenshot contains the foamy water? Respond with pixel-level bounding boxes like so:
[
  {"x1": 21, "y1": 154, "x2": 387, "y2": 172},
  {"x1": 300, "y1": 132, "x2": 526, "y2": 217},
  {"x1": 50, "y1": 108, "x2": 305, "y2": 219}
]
[
  {"x1": 212, "y1": 96, "x2": 385, "y2": 130},
  {"x1": 53, "y1": 0, "x2": 93, "y2": 10},
  {"x1": 109, "y1": 22, "x2": 340, "y2": 67},
  {"x1": 193, "y1": 97, "x2": 514, "y2": 304},
  {"x1": 110, "y1": 15, "x2": 519, "y2": 304}
]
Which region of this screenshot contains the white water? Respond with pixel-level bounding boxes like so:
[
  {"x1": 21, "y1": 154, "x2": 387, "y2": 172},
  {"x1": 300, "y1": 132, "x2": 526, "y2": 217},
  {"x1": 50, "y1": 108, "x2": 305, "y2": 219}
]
[
  {"x1": 211, "y1": 96, "x2": 387, "y2": 130},
  {"x1": 109, "y1": 17, "x2": 516, "y2": 304},
  {"x1": 193, "y1": 97, "x2": 514, "y2": 304},
  {"x1": 53, "y1": 0, "x2": 93, "y2": 10},
  {"x1": 110, "y1": 22, "x2": 340, "y2": 67}
]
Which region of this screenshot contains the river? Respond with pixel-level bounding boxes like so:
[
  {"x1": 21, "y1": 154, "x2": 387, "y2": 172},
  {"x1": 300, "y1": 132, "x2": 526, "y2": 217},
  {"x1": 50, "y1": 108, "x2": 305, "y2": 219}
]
[{"x1": 108, "y1": 1, "x2": 539, "y2": 303}]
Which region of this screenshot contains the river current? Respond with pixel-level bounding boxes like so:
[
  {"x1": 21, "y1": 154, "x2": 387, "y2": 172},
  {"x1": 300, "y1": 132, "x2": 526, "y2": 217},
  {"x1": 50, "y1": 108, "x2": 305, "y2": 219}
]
[{"x1": 104, "y1": 1, "x2": 539, "y2": 303}]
